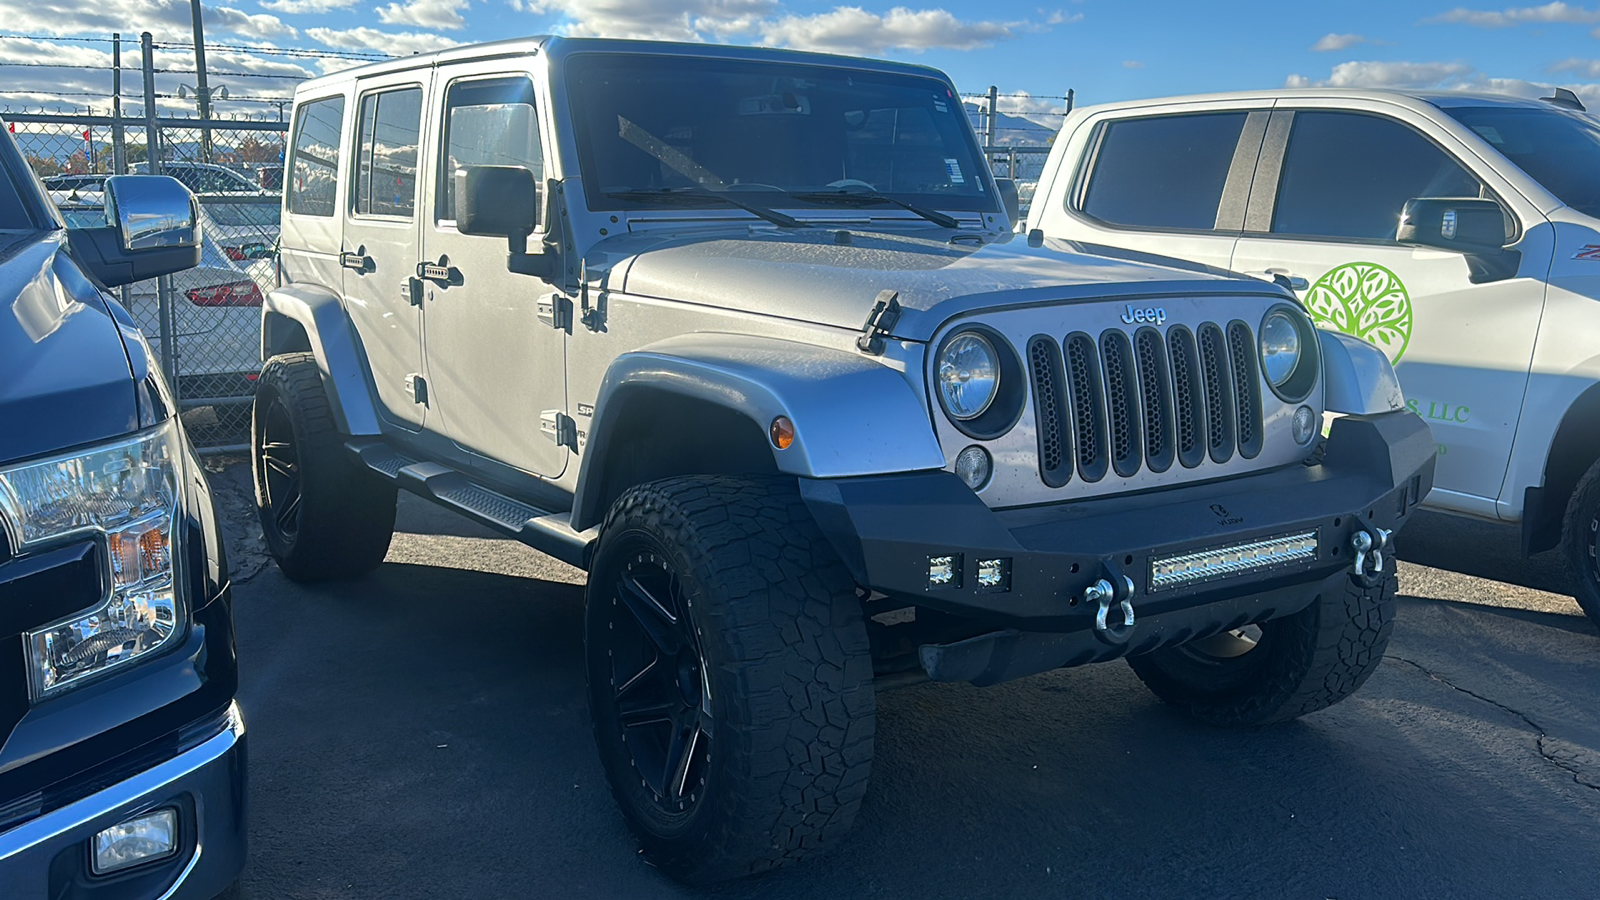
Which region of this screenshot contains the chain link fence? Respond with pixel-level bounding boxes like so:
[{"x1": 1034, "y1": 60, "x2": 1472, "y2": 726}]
[{"x1": 12, "y1": 113, "x2": 285, "y2": 448}]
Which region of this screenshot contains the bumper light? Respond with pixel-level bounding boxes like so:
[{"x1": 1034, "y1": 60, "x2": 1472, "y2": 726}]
[
  {"x1": 976, "y1": 557, "x2": 1011, "y2": 592},
  {"x1": 928, "y1": 555, "x2": 961, "y2": 589},
  {"x1": 93, "y1": 807, "x2": 178, "y2": 874},
  {"x1": 1150, "y1": 530, "x2": 1318, "y2": 591}
]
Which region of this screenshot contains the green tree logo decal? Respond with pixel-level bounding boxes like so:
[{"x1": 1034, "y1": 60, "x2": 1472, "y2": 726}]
[{"x1": 1304, "y1": 262, "x2": 1413, "y2": 363}]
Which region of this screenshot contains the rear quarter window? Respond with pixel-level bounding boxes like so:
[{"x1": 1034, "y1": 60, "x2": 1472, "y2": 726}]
[
  {"x1": 1078, "y1": 112, "x2": 1249, "y2": 231},
  {"x1": 287, "y1": 95, "x2": 346, "y2": 217}
]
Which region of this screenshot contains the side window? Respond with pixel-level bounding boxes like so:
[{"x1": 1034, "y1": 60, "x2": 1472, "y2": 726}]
[
  {"x1": 437, "y1": 76, "x2": 542, "y2": 222},
  {"x1": 1272, "y1": 111, "x2": 1482, "y2": 240},
  {"x1": 286, "y1": 95, "x2": 345, "y2": 217},
  {"x1": 354, "y1": 86, "x2": 424, "y2": 218},
  {"x1": 1079, "y1": 112, "x2": 1249, "y2": 230}
]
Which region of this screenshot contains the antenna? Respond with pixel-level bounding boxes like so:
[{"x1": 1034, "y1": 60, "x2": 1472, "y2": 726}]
[{"x1": 1541, "y1": 88, "x2": 1586, "y2": 112}]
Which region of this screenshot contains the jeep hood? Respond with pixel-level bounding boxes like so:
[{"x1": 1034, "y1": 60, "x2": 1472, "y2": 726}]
[
  {"x1": 0, "y1": 231, "x2": 141, "y2": 465},
  {"x1": 601, "y1": 227, "x2": 1281, "y2": 341}
]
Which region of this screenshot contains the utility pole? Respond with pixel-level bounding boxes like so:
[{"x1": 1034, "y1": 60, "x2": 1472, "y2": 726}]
[{"x1": 189, "y1": 0, "x2": 213, "y2": 162}]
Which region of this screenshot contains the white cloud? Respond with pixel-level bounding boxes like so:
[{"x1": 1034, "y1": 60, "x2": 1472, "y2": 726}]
[
  {"x1": 758, "y1": 7, "x2": 1019, "y2": 55},
  {"x1": 306, "y1": 26, "x2": 460, "y2": 55},
  {"x1": 1425, "y1": 2, "x2": 1600, "y2": 27},
  {"x1": 1121, "y1": 59, "x2": 1144, "y2": 68},
  {"x1": 522, "y1": 0, "x2": 778, "y2": 42},
  {"x1": 1284, "y1": 58, "x2": 1600, "y2": 106},
  {"x1": 377, "y1": 0, "x2": 470, "y2": 30},
  {"x1": 1311, "y1": 32, "x2": 1370, "y2": 52},
  {"x1": 212, "y1": 6, "x2": 299, "y2": 39},
  {"x1": 261, "y1": 0, "x2": 359, "y2": 12},
  {"x1": 1551, "y1": 57, "x2": 1600, "y2": 76},
  {"x1": 518, "y1": 1, "x2": 1048, "y2": 52},
  {"x1": 1284, "y1": 60, "x2": 1474, "y2": 89}
]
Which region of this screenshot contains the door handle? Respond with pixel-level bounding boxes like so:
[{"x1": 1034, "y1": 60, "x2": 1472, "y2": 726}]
[
  {"x1": 1264, "y1": 268, "x2": 1308, "y2": 291},
  {"x1": 340, "y1": 248, "x2": 372, "y2": 272},
  {"x1": 416, "y1": 256, "x2": 462, "y2": 287}
]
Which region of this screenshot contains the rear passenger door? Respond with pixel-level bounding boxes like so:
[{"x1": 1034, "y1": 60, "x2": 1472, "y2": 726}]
[
  {"x1": 1230, "y1": 107, "x2": 1552, "y2": 512},
  {"x1": 342, "y1": 73, "x2": 431, "y2": 430},
  {"x1": 1033, "y1": 104, "x2": 1271, "y2": 270}
]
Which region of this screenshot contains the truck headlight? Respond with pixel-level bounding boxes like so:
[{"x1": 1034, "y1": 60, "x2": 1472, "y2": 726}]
[
  {"x1": 1258, "y1": 305, "x2": 1320, "y2": 402},
  {"x1": 937, "y1": 331, "x2": 1000, "y2": 420},
  {"x1": 0, "y1": 421, "x2": 185, "y2": 700}
]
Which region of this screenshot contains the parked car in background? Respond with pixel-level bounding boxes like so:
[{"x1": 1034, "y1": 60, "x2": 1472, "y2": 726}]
[
  {"x1": 0, "y1": 124, "x2": 246, "y2": 898},
  {"x1": 1028, "y1": 87, "x2": 1600, "y2": 628},
  {"x1": 257, "y1": 36, "x2": 1434, "y2": 883},
  {"x1": 57, "y1": 200, "x2": 268, "y2": 400}
]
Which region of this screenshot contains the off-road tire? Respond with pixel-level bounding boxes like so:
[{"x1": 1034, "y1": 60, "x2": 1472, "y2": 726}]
[
  {"x1": 1562, "y1": 458, "x2": 1600, "y2": 627},
  {"x1": 1127, "y1": 571, "x2": 1398, "y2": 726},
  {"x1": 585, "y1": 476, "x2": 875, "y2": 884},
  {"x1": 252, "y1": 352, "x2": 396, "y2": 582}
]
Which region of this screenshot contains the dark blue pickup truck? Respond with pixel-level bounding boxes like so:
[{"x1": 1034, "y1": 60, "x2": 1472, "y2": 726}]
[{"x1": 0, "y1": 122, "x2": 245, "y2": 897}]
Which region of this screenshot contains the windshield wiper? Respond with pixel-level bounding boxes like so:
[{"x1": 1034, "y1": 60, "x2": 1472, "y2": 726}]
[
  {"x1": 605, "y1": 187, "x2": 806, "y2": 229},
  {"x1": 787, "y1": 188, "x2": 962, "y2": 229}
]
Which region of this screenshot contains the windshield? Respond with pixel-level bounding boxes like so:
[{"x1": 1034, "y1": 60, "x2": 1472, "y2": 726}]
[
  {"x1": 565, "y1": 53, "x2": 994, "y2": 214},
  {"x1": 1447, "y1": 105, "x2": 1600, "y2": 218}
]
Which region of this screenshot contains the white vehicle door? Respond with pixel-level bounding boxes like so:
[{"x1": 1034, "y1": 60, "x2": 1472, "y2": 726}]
[
  {"x1": 417, "y1": 66, "x2": 567, "y2": 479},
  {"x1": 1230, "y1": 106, "x2": 1553, "y2": 516},
  {"x1": 341, "y1": 74, "x2": 431, "y2": 430},
  {"x1": 1032, "y1": 103, "x2": 1274, "y2": 271}
]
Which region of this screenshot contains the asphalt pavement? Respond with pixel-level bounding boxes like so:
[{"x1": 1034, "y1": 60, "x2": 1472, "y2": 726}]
[{"x1": 205, "y1": 459, "x2": 1600, "y2": 899}]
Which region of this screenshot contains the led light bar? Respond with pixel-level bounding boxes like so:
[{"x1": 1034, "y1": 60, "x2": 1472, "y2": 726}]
[{"x1": 1150, "y1": 530, "x2": 1318, "y2": 591}]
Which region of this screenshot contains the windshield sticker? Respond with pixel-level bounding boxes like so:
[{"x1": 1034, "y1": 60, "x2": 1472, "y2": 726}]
[
  {"x1": 933, "y1": 98, "x2": 949, "y2": 113},
  {"x1": 945, "y1": 158, "x2": 965, "y2": 184},
  {"x1": 1304, "y1": 262, "x2": 1414, "y2": 363},
  {"x1": 1574, "y1": 245, "x2": 1600, "y2": 260}
]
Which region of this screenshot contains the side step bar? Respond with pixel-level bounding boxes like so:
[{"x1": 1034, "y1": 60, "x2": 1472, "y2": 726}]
[{"x1": 346, "y1": 438, "x2": 597, "y2": 569}]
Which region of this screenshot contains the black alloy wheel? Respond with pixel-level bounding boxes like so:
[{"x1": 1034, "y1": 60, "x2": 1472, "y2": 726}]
[
  {"x1": 258, "y1": 398, "x2": 304, "y2": 545},
  {"x1": 597, "y1": 546, "x2": 713, "y2": 815}
]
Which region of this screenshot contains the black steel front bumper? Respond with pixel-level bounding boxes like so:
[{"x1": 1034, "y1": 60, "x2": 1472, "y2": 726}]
[{"x1": 801, "y1": 412, "x2": 1435, "y2": 685}]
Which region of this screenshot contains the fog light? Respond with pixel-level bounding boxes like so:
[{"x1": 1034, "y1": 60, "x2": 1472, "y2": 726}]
[
  {"x1": 93, "y1": 808, "x2": 177, "y2": 875},
  {"x1": 1292, "y1": 405, "x2": 1317, "y2": 445},
  {"x1": 954, "y1": 445, "x2": 992, "y2": 491},
  {"x1": 976, "y1": 557, "x2": 1011, "y2": 592},
  {"x1": 928, "y1": 554, "x2": 961, "y2": 589}
]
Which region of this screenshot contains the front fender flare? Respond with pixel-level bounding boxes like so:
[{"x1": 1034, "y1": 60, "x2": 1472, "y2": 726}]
[
  {"x1": 262, "y1": 284, "x2": 380, "y2": 435},
  {"x1": 1319, "y1": 330, "x2": 1406, "y2": 416},
  {"x1": 572, "y1": 333, "x2": 944, "y2": 530}
]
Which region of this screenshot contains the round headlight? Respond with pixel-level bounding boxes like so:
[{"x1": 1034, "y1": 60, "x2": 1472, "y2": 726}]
[
  {"x1": 1259, "y1": 311, "x2": 1302, "y2": 388},
  {"x1": 937, "y1": 332, "x2": 1000, "y2": 420}
]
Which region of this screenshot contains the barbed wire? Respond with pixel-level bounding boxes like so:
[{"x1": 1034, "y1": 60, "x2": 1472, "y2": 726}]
[{"x1": 0, "y1": 34, "x2": 391, "y2": 61}]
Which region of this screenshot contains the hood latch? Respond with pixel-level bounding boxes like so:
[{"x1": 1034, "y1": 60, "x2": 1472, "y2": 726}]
[{"x1": 857, "y1": 290, "x2": 902, "y2": 355}]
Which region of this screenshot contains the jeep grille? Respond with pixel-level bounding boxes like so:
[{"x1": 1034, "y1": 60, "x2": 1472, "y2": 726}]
[{"x1": 1027, "y1": 322, "x2": 1265, "y2": 484}]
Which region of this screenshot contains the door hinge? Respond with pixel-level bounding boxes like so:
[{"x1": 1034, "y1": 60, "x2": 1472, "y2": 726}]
[
  {"x1": 402, "y1": 276, "x2": 424, "y2": 307},
  {"x1": 537, "y1": 293, "x2": 573, "y2": 331},
  {"x1": 404, "y1": 373, "x2": 429, "y2": 406},
  {"x1": 541, "y1": 410, "x2": 577, "y2": 449}
]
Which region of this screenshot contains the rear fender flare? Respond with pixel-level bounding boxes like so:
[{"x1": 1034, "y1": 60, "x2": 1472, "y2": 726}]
[{"x1": 261, "y1": 285, "x2": 380, "y2": 435}]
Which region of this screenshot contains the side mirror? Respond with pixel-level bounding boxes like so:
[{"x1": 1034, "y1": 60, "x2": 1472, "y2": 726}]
[
  {"x1": 1396, "y1": 197, "x2": 1520, "y2": 284},
  {"x1": 994, "y1": 177, "x2": 1021, "y2": 226},
  {"x1": 456, "y1": 165, "x2": 539, "y2": 238},
  {"x1": 66, "y1": 175, "x2": 201, "y2": 288},
  {"x1": 454, "y1": 165, "x2": 556, "y2": 280}
]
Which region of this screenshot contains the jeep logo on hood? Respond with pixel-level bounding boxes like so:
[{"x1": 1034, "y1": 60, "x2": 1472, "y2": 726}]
[{"x1": 1120, "y1": 304, "x2": 1167, "y2": 325}]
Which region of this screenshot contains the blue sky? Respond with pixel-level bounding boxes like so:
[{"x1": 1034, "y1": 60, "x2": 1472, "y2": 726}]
[{"x1": 3, "y1": 0, "x2": 1600, "y2": 122}]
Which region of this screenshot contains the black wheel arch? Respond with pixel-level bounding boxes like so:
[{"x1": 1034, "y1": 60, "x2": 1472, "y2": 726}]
[{"x1": 1523, "y1": 381, "x2": 1600, "y2": 555}]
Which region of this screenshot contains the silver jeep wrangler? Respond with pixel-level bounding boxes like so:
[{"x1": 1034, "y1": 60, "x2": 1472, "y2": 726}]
[{"x1": 257, "y1": 36, "x2": 1436, "y2": 883}]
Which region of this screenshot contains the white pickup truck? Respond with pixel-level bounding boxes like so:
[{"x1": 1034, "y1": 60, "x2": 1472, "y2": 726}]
[{"x1": 1027, "y1": 87, "x2": 1600, "y2": 625}]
